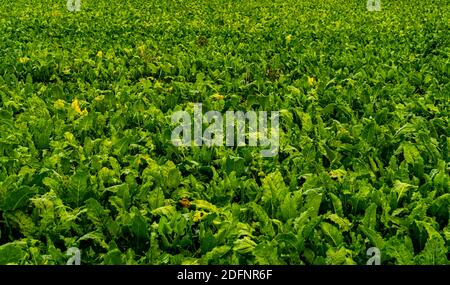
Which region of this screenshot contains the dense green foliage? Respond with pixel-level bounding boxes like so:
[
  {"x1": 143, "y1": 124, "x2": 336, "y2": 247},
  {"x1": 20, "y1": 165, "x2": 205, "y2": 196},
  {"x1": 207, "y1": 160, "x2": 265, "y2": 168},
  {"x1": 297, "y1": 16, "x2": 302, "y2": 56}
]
[{"x1": 0, "y1": 0, "x2": 449, "y2": 264}]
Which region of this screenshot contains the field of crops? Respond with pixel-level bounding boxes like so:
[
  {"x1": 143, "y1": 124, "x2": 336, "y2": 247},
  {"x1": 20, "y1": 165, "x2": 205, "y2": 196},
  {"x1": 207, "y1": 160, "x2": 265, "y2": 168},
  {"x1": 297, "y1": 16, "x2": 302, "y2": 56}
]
[{"x1": 0, "y1": 0, "x2": 449, "y2": 265}]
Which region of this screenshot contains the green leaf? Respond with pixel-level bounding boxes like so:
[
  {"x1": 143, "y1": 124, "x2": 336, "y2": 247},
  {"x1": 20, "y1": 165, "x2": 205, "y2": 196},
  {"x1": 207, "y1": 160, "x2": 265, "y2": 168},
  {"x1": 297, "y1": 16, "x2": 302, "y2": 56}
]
[
  {"x1": 201, "y1": 245, "x2": 231, "y2": 264},
  {"x1": 103, "y1": 249, "x2": 124, "y2": 265},
  {"x1": 386, "y1": 236, "x2": 415, "y2": 265},
  {"x1": 67, "y1": 170, "x2": 89, "y2": 207},
  {"x1": 320, "y1": 222, "x2": 343, "y2": 247},
  {"x1": 298, "y1": 111, "x2": 313, "y2": 132},
  {"x1": 0, "y1": 242, "x2": 27, "y2": 265},
  {"x1": 325, "y1": 247, "x2": 356, "y2": 265},
  {"x1": 329, "y1": 193, "x2": 344, "y2": 216},
  {"x1": 31, "y1": 118, "x2": 53, "y2": 149},
  {"x1": 78, "y1": 231, "x2": 109, "y2": 249},
  {"x1": 402, "y1": 143, "x2": 421, "y2": 165},
  {"x1": 280, "y1": 193, "x2": 297, "y2": 221},
  {"x1": 249, "y1": 202, "x2": 275, "y2": 237},
  {"x1": 151, "y1": 205, "x2": 176, "y2": 218},
  {"x1": 254, "y1": 242, "x2": 281, "y2": 265},
  {"x1": 224, "y1": 156, "x2": 245, "y2": 175},
  {"x1": 193, "y1": 200, "x2": 218, "y2": 212},
  {"x1": 362, "y1": 203, "x2": 377, "y2": 230},
  {"x1": 161, "y1": 161, "x2": 181, "y2": 189},
  {"x1": 148, "y1": 188, "x2": 165, "y2": 210},
  {"x1": 129, "y1": 207, "x2": 149, "y2": 240},
  {"x1": 327, "y1": 214, "x2": 352, "y2": 232},
  {"x1": 393, "y1": 180, "x2": 417, "y2": 203},
  {"x1": 43, "y1": 177, "x2": 60, "y2": 191},
  {"x1": 359, "y1": 225, "x2": 385, "y2": 249},
  {"x1": 415, "y1": 222, "x2": 447, "y2": 265},
  {"x1": 261, "y1": 171, "x2": 288, "y2": 214},
  {"x1": 1, "y1": 186, "x2": 35, "y2": 211},
  {"x1": 302, "y1": 189, "x2": 323, "y2": 219},
  {"x1": 200, "y1": 230, "x2": 216, "y2": 253},
  {"x1": 233, "y1": 237, "x2": 257, "y2": 254}
]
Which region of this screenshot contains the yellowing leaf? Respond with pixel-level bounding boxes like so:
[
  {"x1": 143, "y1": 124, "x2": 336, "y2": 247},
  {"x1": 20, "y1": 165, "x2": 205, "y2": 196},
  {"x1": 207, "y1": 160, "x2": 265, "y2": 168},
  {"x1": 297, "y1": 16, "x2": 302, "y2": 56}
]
[
  {"x1": 329, "y1": 169, "x2": 347, "y2": 182},
  {"x1": 71, "y1": 99, "x2": 82, "y2": 113},
  {"x1": 286, "y1": 34, "x2": 293, "y2": 42},
  {"x1": 18, "y1": 57, "x2": 30, "y2": 64},
  {"x1": 192, "y1": 211, "x2": 207, "y2": 222},
  {"x1": 192, "y1": 200, "x2": 217, "y2": 212},
  {"x1": 210, "y1": 93, "x2": 224, "y2": 100},
  {"x1": 307, "y1": 76, "x2": 316, "y2": 86},
  {"x1": 94, "y1": 95, "x2": 105, "y2": 102},
  {"x1": 71, "y1": 99, "x2": 88, "y2": 115},
  {"x1": 54, "y1": 99, "x2": 65, "y2": 110},
  {"x1": 137, "y1": 45, "x2": 146, "y2": 57}
]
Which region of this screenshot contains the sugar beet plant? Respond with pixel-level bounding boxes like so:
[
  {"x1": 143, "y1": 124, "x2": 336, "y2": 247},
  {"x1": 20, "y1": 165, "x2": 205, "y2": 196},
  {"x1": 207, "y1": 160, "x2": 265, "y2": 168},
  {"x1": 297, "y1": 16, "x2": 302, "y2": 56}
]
[{"x1": 0, "y1": 0, "x2": 449, "y2": 265}]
